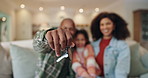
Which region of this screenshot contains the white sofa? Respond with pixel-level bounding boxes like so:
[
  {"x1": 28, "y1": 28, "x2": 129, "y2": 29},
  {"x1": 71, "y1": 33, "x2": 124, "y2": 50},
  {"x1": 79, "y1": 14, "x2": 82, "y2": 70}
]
[
  {"x1": 0, "y1": 40, "x2": 36, "y2": 78},
  {"x1": 1, "y1": 40, "x2": 34, "y2": 53},
  {"x1": 0, "y1": 39, "x2": 148, "y2": 78}
]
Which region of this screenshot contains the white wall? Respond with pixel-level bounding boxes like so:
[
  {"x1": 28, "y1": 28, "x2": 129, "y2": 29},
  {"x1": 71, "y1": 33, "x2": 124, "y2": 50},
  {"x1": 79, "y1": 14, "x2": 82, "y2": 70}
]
[
  {"x1": 0, "y1": 0, "x2": 16, "y2": 41},
  {"x1": 16, "y1": 9, "x2": 32, "y2": 40},
  {"x1": 0, "y1": 0, "x2": 32, "y2": 40},
  {"x1": 101, "y1": 0, "x2": 126, "y2": 18},
  {"x1": 74, "y1": 13, "x2": 91, "y2": 25},
  {"x1": 32, "y1": 8, "x2": 92, "y2": 27},
  {"x1": 1, "y1": 0, "x2": 148, "y2": 41}
]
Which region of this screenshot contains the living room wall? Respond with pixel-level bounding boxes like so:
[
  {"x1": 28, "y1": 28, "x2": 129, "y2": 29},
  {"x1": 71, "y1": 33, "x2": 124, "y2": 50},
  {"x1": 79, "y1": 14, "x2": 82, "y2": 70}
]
[
  {"x1": 0, "y1": 0, "x2": 16, "y2": 41},
  {"x1": 0, "y1": 0, "x2": 148, "y2": 41},
  {"x1": 0, "y1": 12, "x2": 10, "y2": 42},
  {"x1": 15, "y1": 9, "x2": 32, "y2": 40},
  {"x1": 32, "y1": 8, "x2": 94, "y2": 26}
]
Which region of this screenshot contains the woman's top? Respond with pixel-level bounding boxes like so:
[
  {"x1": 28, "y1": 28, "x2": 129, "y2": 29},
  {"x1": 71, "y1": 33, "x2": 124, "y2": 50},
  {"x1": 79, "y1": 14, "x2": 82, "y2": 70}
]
[
  {"x1": 92, "y1": 37, "x2": 130, "y2": 78},
  {"x1": 96, "y1": 38, "x2": 111, "y2": 76}
]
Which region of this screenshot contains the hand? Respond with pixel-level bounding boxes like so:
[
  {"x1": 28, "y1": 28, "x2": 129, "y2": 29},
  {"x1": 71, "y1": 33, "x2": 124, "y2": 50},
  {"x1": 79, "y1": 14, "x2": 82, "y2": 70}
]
[
  {"x1": 80, "y1": 72, "x2": 93, "y2": 78},
  {"x1": 45, "y1": 27, "x2": 74, "y2": 56}
]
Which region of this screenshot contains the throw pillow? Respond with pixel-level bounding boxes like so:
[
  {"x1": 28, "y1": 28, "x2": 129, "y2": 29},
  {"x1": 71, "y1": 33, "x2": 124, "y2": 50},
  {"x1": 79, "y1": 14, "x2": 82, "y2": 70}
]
[
  {"x1": 128, "y1": 43, "x2": 148, "y2": 77},
  {"x1": 0, "y1": 43, "x2": 12, "y2": 78},
  {"x1": 141, "y1": 52, "x2": 148, "y2": 69},
  {"x1": 10, "y1": 44, "x2": 39, "y2": 78}
]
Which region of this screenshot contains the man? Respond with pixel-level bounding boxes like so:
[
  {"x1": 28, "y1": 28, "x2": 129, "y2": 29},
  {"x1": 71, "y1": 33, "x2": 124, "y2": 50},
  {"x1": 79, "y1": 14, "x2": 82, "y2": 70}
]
[{"x1": 33, "y1": 18, "x2": 76, "y2": 78}]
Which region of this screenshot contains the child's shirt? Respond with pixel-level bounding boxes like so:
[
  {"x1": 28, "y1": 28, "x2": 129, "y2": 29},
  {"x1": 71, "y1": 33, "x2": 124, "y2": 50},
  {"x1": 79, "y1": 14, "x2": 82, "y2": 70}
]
[{"x1": 72, "y1": 44, "x2": 101, "y2": 78}]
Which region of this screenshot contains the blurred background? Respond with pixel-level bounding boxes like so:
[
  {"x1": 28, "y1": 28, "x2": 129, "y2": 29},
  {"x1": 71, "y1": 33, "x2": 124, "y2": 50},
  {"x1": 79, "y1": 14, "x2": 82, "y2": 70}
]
[{"x1": 0, "y1": 0, "x2": 148, "y2": 48}]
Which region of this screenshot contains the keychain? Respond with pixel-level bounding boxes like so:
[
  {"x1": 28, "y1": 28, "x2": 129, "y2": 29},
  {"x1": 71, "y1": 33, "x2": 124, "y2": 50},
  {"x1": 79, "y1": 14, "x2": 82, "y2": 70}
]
[{"x1": 56, "y1": 47, "x2": 69, "y2": 62}]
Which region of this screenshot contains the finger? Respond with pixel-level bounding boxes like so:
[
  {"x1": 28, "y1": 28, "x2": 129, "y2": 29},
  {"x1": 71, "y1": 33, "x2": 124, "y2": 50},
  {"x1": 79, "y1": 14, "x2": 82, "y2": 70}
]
[
  {"x1": 45, "y1": 31, "x2": 54, "y2": 50},
  {"x1": 51, "y1": 30, "x2": 60, "y2": 56},
  {"x1": 70, "y1": 42, "x2": 75, "y2": 48},
  {"x1": 57, "y1": 28, "x2": 66, "y2": 50},
  {"x1": 68, "y1": 48, "x2": 72, "y2": 60},
  {"x1": 65, "y1": 30, "x2": 73, "y2": 47}
]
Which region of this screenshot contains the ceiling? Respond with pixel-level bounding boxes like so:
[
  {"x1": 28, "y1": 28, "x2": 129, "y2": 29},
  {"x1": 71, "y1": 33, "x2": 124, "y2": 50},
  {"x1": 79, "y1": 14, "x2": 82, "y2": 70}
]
[{"x1": 10, "y1": 0, "x2": 119, "y2": 10}]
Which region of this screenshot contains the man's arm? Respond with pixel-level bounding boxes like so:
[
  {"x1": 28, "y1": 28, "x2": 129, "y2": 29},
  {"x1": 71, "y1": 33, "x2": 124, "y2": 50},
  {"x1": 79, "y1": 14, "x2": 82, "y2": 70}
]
[{"x1": 33, "y1": 30, "x2": 52, "y2": 53}]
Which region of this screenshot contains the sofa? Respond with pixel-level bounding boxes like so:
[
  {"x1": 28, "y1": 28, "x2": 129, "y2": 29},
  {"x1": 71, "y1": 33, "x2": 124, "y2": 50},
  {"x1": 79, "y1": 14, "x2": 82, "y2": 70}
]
[
  {"x1": 0, "y1": 40, "x2": 38, "y2": 78},
  {"x1": 0, "y1": 39, "x2": 148, "y2": 78}
]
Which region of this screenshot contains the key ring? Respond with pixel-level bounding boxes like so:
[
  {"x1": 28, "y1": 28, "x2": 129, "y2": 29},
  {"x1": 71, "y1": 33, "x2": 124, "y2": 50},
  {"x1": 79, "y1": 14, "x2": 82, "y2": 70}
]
[{"x1": 56, "y1": 47, "x2": 71, "y2": 62}]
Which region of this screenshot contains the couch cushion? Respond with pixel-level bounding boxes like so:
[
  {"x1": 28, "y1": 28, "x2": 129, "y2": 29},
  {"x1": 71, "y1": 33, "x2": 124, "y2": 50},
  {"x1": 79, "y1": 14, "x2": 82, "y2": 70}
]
[
  {"x1": 140, "y1": 73, "x2": 148, "y2": 78},
  {"x1": 128, "y1": 43, "x2": 148, "y2": 77},
  {"x1": 10, "y1": 44, "x2": 39, "y2": 78},
  {"x1": 0, "y1": 43, "x2": 12, "y2": 78},
  {"x1": 139, "y1": 46, "x2": 148, "y2": 56},
  {"x1": 141, "y1": 52, "x2": 148, "y2": 69},
  {"x1": 1, "y1": 40, "x2": 33, "y2": 53},
  {"x1": 126, "y1": 40, "x2": 148, "y2": 56}
]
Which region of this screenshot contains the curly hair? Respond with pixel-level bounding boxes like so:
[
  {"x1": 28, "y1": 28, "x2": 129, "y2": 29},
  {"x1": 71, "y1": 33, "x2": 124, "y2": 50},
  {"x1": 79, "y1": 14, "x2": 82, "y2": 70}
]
[
  {"x1": 91, "y1": 12, "x2": 130, "y2": 41},
  {"x1": 74, "y1": 29, "x2": 90, "y2": 46}
]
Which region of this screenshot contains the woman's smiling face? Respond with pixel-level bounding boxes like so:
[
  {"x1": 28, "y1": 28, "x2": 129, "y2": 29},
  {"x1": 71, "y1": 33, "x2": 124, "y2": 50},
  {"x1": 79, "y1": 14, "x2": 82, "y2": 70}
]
[{"x1": 100, "y1": 17, "x2": 115, "y2": 39}]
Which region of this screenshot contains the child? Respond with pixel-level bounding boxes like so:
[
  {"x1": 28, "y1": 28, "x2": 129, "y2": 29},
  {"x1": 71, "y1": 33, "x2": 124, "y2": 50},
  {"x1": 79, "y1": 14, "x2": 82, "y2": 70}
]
[{"x1": 72, "y1": 29, "x2": 101, "y2": 78}]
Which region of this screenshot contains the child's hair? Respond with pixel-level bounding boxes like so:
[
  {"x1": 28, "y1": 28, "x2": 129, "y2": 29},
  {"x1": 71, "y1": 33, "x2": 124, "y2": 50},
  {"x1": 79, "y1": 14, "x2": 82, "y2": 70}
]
[{"x1": 74, "y1": 29, "x2": 90, "y2": 46}]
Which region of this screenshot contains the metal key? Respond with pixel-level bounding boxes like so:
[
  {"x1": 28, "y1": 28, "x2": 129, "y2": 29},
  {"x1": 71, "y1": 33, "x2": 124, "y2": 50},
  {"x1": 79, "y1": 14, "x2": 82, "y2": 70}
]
[{"x1": 56, "y1": 47, "x2": 69, "y2": 62}]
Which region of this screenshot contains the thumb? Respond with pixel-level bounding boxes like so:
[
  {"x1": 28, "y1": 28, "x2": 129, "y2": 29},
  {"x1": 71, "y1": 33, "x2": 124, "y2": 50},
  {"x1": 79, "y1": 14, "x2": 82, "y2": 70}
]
[{"x1": 70, "y1": 42, "x2": 75, "y2": 48}]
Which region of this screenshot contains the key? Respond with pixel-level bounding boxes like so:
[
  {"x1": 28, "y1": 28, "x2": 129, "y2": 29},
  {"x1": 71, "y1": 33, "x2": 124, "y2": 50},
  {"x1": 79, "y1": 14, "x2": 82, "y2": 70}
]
[{"x1": 56, "y1": 47, "x2": 69, "y2": 62}]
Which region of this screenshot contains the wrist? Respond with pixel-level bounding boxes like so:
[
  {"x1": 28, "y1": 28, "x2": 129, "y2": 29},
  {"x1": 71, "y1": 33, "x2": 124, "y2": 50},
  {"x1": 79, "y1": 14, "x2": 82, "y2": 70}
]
[{"x1": 80, "y1": 72, "x2": 89, "y2": 77}]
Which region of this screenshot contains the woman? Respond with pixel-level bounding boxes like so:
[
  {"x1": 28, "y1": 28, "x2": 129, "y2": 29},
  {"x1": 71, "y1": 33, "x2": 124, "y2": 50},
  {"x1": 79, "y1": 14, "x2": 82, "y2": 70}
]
[{"x1": 91, "y1": 12, "x2": 130, "y2": 78}]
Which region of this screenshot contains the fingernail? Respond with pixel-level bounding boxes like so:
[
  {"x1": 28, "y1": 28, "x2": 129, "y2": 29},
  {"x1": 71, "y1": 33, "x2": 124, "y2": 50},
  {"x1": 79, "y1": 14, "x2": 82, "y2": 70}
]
[
  {"x1": 56, "y1": 53, "x2": 60, "y2": 57},
  {"x1": 51, "y1": 48, "x2": 55, "y2": 50}
]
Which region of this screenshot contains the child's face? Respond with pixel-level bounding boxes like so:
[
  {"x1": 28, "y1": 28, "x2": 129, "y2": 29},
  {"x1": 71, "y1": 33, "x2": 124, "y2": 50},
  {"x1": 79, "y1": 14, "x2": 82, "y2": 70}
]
[{"x1": 75, "y1": 34, "x2": 86, "y2": 48}]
